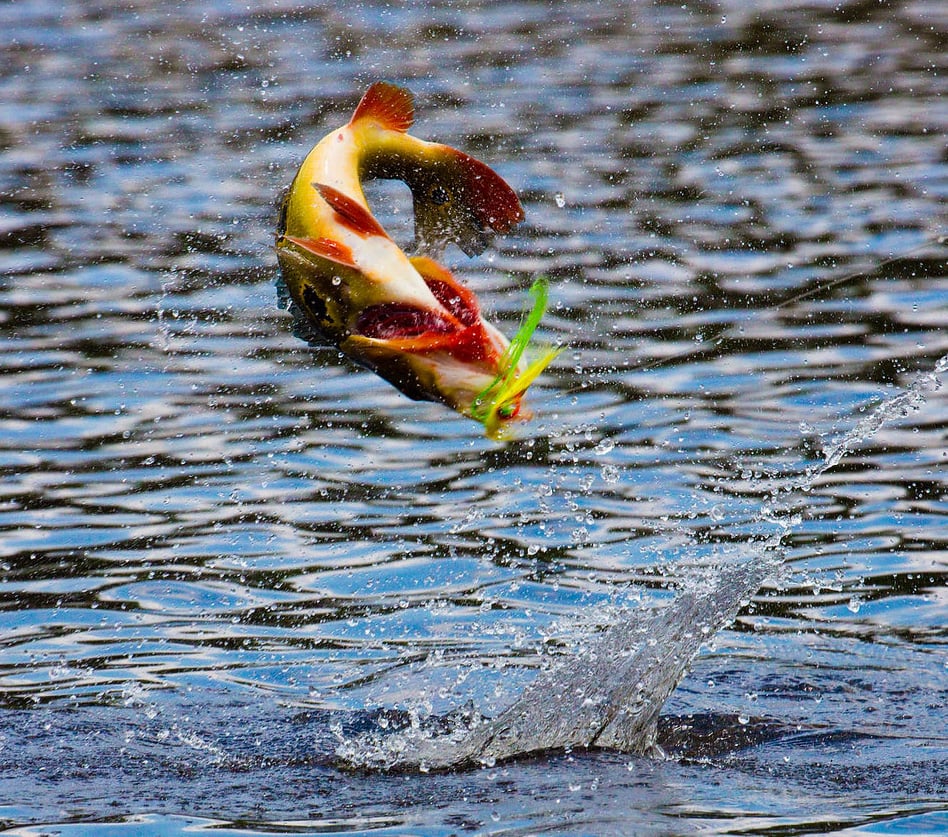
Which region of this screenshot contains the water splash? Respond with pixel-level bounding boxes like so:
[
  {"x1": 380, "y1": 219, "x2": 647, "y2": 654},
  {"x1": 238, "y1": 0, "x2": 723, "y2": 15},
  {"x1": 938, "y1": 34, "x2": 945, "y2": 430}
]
[
  {"x1": 810, "y1": 353, "x2": 946, "y2": 475},
  {"x1": 337, "y1": 352, "x2": 947, "y2": 771}
]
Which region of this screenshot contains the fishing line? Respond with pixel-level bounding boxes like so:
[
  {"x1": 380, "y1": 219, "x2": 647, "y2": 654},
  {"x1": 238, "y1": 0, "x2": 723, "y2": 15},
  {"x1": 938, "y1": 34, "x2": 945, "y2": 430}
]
[{"x1": 560, "y1": 231, "x2": 946, "y2": 390}]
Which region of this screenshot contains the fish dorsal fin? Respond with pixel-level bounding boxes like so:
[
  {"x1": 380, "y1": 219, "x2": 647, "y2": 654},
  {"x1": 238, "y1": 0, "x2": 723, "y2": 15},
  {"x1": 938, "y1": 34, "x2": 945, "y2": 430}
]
[
  {"x1": 314, "y1": 183, "x2": 389, "y2": 239},
  {"x1": 350, "y1": 82, "x2": 414, "y2": 133}
]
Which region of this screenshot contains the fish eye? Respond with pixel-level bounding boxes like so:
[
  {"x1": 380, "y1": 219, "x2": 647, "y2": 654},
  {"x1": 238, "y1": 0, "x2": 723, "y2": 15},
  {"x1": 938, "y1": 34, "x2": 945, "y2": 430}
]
[{"x1": 429, "y1": 185, "x2": 450, "y2": 206}]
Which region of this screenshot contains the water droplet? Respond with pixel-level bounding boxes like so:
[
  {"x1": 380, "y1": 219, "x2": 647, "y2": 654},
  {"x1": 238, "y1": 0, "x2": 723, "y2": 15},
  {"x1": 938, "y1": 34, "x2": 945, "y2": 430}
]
[
  {"x1": 554, "y1": 192, "x2": 565, "y2": 208},
  {"x1": 594, "y1": 438, "x2": 615, "y2": 455},
  {"x1": 600, "y1": 464, "x2": 620, "y2": 484}
]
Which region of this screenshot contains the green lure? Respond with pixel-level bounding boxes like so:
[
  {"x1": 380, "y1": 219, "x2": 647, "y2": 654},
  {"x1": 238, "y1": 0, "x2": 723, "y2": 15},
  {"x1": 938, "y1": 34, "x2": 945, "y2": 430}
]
[{"x1": 471, "y1": 277, "x2": 562, "y2": 439}]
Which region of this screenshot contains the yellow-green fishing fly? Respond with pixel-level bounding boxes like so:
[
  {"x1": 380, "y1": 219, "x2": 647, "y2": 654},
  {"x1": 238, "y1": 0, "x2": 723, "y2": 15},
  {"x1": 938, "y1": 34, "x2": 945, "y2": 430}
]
[
  {"x1": 471, "y1": 277, "x2": 563, "y2": 439},
  {"x1": 276, "y1": 82, "x2": 562, "y2": 438}
]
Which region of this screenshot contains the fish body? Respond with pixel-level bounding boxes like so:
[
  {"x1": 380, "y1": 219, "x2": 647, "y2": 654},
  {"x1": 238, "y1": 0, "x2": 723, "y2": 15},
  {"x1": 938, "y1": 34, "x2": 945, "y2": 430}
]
[{"x1": 276, "y1": 82, "x2": 557, "y2": 436}]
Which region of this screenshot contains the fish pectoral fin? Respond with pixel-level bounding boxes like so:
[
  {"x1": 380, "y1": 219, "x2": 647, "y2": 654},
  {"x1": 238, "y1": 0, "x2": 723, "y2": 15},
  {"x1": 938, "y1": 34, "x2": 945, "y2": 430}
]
[
  {"x1": 287, "y1": 298, "x2": 335, "y2": 348},
  {"x1": 408, "y1": 147, "x2": 525, "y2": 258},
  {"x1": 280, "y1": 234, "x2": 357, "y2": 268},
  {"x1": 276, "y1": 275, "x2": 333, "y2": 348},
  {"x1": 313, "y1": 183, "x2": 389, "y2": 239}
]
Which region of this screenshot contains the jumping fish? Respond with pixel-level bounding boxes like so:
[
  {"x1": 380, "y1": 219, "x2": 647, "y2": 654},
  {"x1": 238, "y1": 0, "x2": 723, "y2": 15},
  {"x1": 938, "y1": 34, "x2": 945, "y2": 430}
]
[{"x1": 276, "y1": 82, "x2": 559, "y2": 438}]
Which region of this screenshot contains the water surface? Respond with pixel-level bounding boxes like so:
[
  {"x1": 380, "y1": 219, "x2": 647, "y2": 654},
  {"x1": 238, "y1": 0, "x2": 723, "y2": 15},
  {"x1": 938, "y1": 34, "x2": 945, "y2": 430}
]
[{"x1": 1, "y1": 0, "x2": 946, "y2": 834}]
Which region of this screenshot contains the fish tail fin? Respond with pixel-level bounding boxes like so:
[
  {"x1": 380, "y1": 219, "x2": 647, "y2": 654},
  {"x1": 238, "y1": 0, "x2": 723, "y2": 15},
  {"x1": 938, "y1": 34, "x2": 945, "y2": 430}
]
[
  {"x1": 350, "y1": 81, "x2": 414, "y2": 133},
  {"x1": 449, "y1": 148, "x2": 525, "y2": 235}
]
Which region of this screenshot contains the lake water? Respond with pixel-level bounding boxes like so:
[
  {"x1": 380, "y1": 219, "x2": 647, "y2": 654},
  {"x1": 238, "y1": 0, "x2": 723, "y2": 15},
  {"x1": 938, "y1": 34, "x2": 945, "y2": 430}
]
[{"x1": 1, "y1": 0, "x2": 946, "y2": 833}]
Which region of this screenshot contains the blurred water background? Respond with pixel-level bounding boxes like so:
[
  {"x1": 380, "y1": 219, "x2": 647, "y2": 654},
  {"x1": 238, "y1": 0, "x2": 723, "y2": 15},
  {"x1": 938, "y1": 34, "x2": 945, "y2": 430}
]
[{"x1": 0, "y1": 0, "x2": 946, "y2": 834}]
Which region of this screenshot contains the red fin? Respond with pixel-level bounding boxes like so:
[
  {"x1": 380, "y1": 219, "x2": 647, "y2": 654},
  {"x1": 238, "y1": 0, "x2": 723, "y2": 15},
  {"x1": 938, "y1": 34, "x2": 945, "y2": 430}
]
[
  {"x1": 350, "y1": 81, "x2": 414, "y2": 133},
  {"x1": 451, "y1": 148, "x2": 524, "y2": 233},
  {"x1": 378, "y1": 333, "x2": 461, "y2": 353},
  {"x1": 314, "y1": 183, "x2": 389, "y2": 238},
  {"x1": 282, "y1": 235, "x2": 356, "y2": 267},
  {"x1": 410, "y1": 256, "x2": 481, "y2": 327}
]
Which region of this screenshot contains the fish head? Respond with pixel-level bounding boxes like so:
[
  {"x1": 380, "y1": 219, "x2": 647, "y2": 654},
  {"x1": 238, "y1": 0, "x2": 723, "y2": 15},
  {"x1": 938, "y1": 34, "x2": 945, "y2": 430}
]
[
  {"x1": 343, "y1": 267, "x2": 561, "y2": 440},
  {"x1": 275, "y1": 239, "x2": 355, "y2": 345},
  {"x1": 339, "y1": 257, "x2": 518, "y2": 428},
  {"x1": 342, "y1": 325, "x2": 533, "y2": 439},
  {"x1": 274, "y1": 236, "x2": 530, "y2": 432}
]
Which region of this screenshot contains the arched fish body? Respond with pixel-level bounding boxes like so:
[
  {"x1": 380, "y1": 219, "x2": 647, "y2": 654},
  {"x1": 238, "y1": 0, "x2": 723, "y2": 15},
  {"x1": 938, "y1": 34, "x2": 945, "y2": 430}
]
[{"x1": 276, "y1": 82, "x2": 559, "y2": 437}]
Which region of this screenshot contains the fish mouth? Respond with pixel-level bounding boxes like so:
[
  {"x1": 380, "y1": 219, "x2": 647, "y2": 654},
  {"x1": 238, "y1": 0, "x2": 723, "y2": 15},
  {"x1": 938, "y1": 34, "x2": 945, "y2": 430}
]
[
  {"x1": 346, "y1": 278, "x2": 561, "y2": 440},
  {"x1": 346, "y1": 303, "x2": 507, "y2": 413},
  {"x1": 356, "y1": 303, "x2": 456, "y2": 340}
]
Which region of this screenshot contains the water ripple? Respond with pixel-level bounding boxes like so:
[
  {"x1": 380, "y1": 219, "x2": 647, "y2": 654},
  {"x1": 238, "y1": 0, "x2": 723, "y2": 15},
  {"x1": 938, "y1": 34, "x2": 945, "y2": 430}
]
[{"x1": 0, "y1": 0, "x2": 946, "y2": 831}]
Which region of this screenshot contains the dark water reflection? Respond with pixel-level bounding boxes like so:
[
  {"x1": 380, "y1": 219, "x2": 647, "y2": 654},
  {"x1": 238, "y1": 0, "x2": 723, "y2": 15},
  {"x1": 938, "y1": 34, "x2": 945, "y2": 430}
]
[{"x1": 1, "y1": 0, "x2": 946, "y2": 833}]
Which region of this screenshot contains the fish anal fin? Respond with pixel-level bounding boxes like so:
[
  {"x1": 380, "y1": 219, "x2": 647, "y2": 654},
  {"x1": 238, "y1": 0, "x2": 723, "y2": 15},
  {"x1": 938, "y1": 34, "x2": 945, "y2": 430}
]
[
  {"x1": 350, "y1": 81, "x2": 414, "y2": 133},
  {"x1": 314, "y1": 183, "x2": 389, "y2": 239},
  {"x1": 281, "y1": 234, "x2": 357, "y2": 268}
]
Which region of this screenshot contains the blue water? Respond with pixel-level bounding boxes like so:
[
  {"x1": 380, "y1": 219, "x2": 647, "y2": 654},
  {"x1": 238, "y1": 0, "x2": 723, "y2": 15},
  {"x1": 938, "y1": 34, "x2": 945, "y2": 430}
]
[{"x1": 1, "y1": 0, "x2": 946, "y2": 833}]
